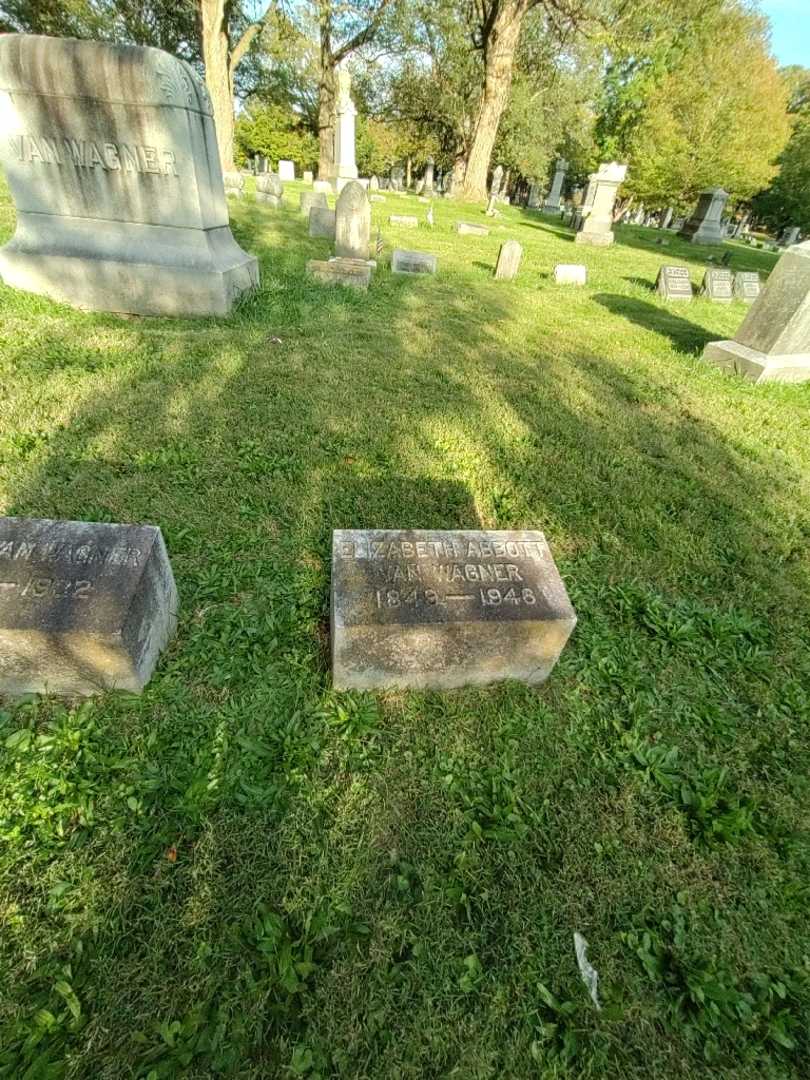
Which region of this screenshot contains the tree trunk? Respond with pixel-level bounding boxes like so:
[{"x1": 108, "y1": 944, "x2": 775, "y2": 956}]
[
  {"x1": 462, "y1": 0, "x2": 527, "y2": 202},
  {"x1": 200, "y1": 0, "x2": 234, "y2": 174},
  {"x1": 318, "y1": 37, "x2": 337, "y2": 179},
  {"x1": 406, "y1": 155, "x2": 412, "y2": 188}
]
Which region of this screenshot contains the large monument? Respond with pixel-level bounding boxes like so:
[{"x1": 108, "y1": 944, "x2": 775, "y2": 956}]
[
  {"x1": 574, "y1": 162, "x2": 627, "y2": 247},
  {"x1": 679, "y1": 188, "x2": 729, "y2": 245},
  {"x1": 331, "y1": 68, "x2": 358, "y2": 185},
  {"x1": 702, "y1": 241, "x2": 810, "y2": 383},
  {"x1": 0, "y1": 35, "x2": 258, "y2": 316}
]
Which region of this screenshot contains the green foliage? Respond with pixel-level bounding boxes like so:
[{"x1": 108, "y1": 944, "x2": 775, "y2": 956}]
[
  {"x1": 234, "y1": 104, "x2": 318, "y2": 171},
  {"x1": 753, "y1": 68, "x2": 810, "y2": 233}
]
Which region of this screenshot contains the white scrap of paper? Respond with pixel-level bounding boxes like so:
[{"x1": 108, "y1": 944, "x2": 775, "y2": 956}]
[{"x1": 574, "y1": 932, "x2": 601, "y2": 1010}]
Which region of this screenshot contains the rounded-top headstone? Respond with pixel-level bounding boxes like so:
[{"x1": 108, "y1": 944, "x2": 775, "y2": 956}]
[
  {"x1": 0, "y1": 33, "x2": 258, "y2": 316},
  {"x1": 335, "y1": 180, "x2": 371, "y2": 261}
]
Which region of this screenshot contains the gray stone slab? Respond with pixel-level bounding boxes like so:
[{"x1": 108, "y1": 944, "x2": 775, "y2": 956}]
[
  {"x1": 313, "y1": 180, "x2": 333, "y2": 195},
  {"x1": 389, "y1": 214, "x2": 419, "y2": 228},
  {"x1": 0, "y1": 34, "x2": 258, "y2": 317},
  {"x1": 0, "y1": 516, "x2": 177, "y2": 696},
  {"x1": 391, "y1": 249, "x2": 437, "y2": 274},
  {"x1": 656, "y1": 265, "x2": 693, "y2": 300},
  {"x1": 494, "y1": 240, "x2": 522, "y2": 280},
  {"x1": 331, "y1": 529, "x2": 576, "y2": 690},
  {"x1": 734, "y1": 271, "x2": 761, "y2": 303},
  {"x1": 456, "y1": 222, "x2": 490, "y2": 237},
  {"x1": 278, "y1": 159, "x2": 295, "y2": 180},
  {"x1": 306, "y1": 258, "x2": 370, "y2": 290},
  {"x1": 256, "y1": 173, "x2": 283, "y2": 198},
  {"x1": 300, "y1": 191, "x2": 328, "y2": 215},
  {"x1": 335, "y1": 181, "x2": 370, "y2": 260},
  {"x1": 553, "y1": 263, "x2": 586, "y2": 285},
  {"x1": 309, "y1": 206, "x2": 336, "y2": 239},
  {"x1": 700, "y1": 267, "x2": 734, "y2": 301}
]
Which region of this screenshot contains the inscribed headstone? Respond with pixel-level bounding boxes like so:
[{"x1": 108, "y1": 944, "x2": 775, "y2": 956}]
[{"x1": 656, "y1": 265, "x2": 693, "y2": 300}]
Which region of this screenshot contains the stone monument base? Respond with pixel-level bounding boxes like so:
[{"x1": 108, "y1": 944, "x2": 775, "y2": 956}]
[
  {"x1": 702, "y1": 340, "x2": 810, "y2": 384},
  {"x1": 680, "y1": 222, "x2": 724, "y2": 245},
  {"x1": 575, "y1": 231, "x2": 614, "y2": 247},
  {"x1": 0, "y1": 219, "x2": 258, "y2": 317}
]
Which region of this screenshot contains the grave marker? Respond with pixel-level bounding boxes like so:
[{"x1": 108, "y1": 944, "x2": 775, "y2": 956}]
[
  {"x1": 389, "y1": 214, "x2": 419, "y2": 228},
  {"x1": 494, "y1": 240, "x2": 522, "y2": 280},
  {"x1": 0, "y1": 516, "x2": 177, "y2": 696},
  {"x1": 335, "y1": 181, "x2": 371, "y2": 261},
  {"x1": 300, "y1": 191, "x2": 328, "y2": 215},
  {"x1": 700, "y1": 267, "x2": 734, "y2": 302},
  {"x1": 656, "y1": 265, "x2": 693, "y2": 300},
  {"x1": 278, "y1": 160, "x2": 295, "y2": 180},
  {"x1": 456, "y1": 222, "x2": 490, "y2": 237},
  {"x1": 392, "y1": 249, "x2": 437, "y2": 275},
  {"x1": 734, "y1": 271, "x2": 761, "y2": 302},
  {"x1": 309, "y1": 206, "x2": 336, "y2": 239},
  {"x1": 255, "y1": 172, "x2": 282, "y2": 206},
  {"x1": 331, "y1": 530, "x2": 576, "y2": 690},
  {"x1": 306, "y1": 258, "x2": 370, "y2": 290},
  {"x1": 554, "y1": 264, "x2": 587, "y2": 285}
]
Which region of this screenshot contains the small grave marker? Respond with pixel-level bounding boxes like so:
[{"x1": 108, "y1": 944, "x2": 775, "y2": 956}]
[
  {"x1": 278, "y1": 160, "x2": 295, "y2": 181},
  {"x1": 306, "y1": 258, "x2": 370, "y2": 290},
  {"x1": 456, "y1": 222, "x2": 490, "y2": 237},
  {"x1": 494, "y1": 240, "x2": 522, "y2": 281},
  {"x1": 300, "y1": 191, "x2": 328, "y2": 215},
  {"x1": 700, "y1": 267, "x2": 734, "y2": 302},
  {"x1": 656, "y1": 265, "x2": 693, "y2": 300},
  {"x1": 389, "y1": 214, "x2": 419, "y2": 228},
  {"x1": 734, "y1": 271, "x2": 761, "y2": 303},
  {"x1": 309, "y1": 206, "x2": 336, "y2": 239},
  {"x1": 391, "y1": 249, "x2": 437, "y2": 275},
  {"x1": 554, "y1": 264, "x2": 587, "y2": 285}
]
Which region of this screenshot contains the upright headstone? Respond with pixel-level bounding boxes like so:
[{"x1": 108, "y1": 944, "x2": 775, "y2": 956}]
[
  {"x1": 255, "y1": 172, "x2": 283, "y2": 207},
  {"x1": 780, "y1": 226, "x2": 800, "y2": 247},
  {"x1": 700, "y1": 267, "x2": 734, "y2": 302},
  {"x1": 369, "y1": 175, "x2": 379, "y2": 191},
  {"x1": 335, "y1": 181, "x2": 370, "y2": 261},
  {"x1": 303, "y1": 169, "x2": 314, "y2": 183},
  {"x1": 390, "y1": 165, "x2": 404, "y2": 191},
  {"x1": 733, "y1": 271, "x2": 762, "y2": 303},
  {"x1": 574, "y1": 162, "x2": 627, "y2": 247},
  {"x1": 491, "y1": 164, "x2": 504, "y2": 198},
  {"x1": 0, "y1": 34, "x2": 258, "y2": 316},
  {"x1": 493, "y1": 240, "x2": 522, "y2": 281},
  {"x1": 309, "y1": 205, "x2": 336, "y2": 239},
  {"x1": 0, "y1": 516, "x2": 177, "y2": 696},
  {"x1": 331, "y1": 529, "x2": 576, "y2": 691},
  {"x1": 660, "y1": 207, "x2": 674, "y2": 230},
  {"x1": 544, "y1": 158, "x2": 568, "y2": 212},
  {"x1": 332, "y1": 68, "x2": 358, "y2": 182},
  {"x1": 223, "y1": 170, "x2": 245, "y2": 197},
  {"x1": 656, "y1": 265, "x2": 693, "y2": 300},
  {"x1": 702, "y1": 243, "x2": 810, "y2": 382},
  {"x1": 423, "y1": 156, "x2": 435, "y2": 194},
  {"x1": 300, "y1": 190, "x2": 328, "y2": 215},
  {"x1": 678, "y1": 188, "x2": 729, "y2": 245},
  {"x1": 527, "y1": 181, "x2": 542, "y2": 209},
  {"x1": 278, "y1": 159, "x2": 295, "y2": 181}
]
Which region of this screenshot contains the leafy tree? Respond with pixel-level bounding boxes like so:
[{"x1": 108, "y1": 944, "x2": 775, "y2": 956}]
[
  {"x1": 752, "y1": 67, "x2": 810, "y2": 233},
  {"x1": 234, "y1": 102, "x2": 318, "y2": 169}
]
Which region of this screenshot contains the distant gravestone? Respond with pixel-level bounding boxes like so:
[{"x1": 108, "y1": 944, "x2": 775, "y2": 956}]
[
  {"x1": 392, "y1": 249, "x2": 437, "y2": 275},
  {"x1": 0, "y1": 516, "x2": 177, "y2": 696},
  {"x1": 701, "y1": 267, "x2": 734, "y2": 302},
  {"x1": 278, "y1": 159, "x2": 295, "y2": 181},
  {"x1": 306, "y1": 257, "x2": 370, "y2": 290},
  {"x1": 223, "y1": 171, "x2": 245, "y2": 197},
  {"x1": 300, "y1": 191, "x2": 328, "y2": 215},
  {"x1": 369, "y1": 175, "x2": 380, "y2": 190},
  {"x1": 494, "y1": 240, "x2": 522, "y2": 281},
  {"x1": 543, "y1": 158, "x2": 568, "y2": 212},
  {"x1": 656, "y1": 265, "x2": 693, "y2": 300},
  {"x1": 574, "y1": 162, "x2": 627, "y2": 247},
  {"x1": 734, "y1": 271, "x2": 761, "y2": 303},
  {"x1": 370, "y1": 194, "x2": 385, "y2": 203},
  {"x1": 0, "y1": 34, "x2": 257, "y2": 316},
  {"x1": 554, "y1": 263, "x2": 587, "y2": 285},
  {"x1": 335, "y1": 181, "x2": 371, "y2": 260},
  {"x1": 331, "y1": 529, "x2": 576, "y2": 691},
  {"x1": 303, "y1": 169, "x2": 314, "y2": 183},
  {"x1": 457, "y1": 222, "x2": 489, "y2": 237},
  {"x1": 679, "y1": 188, "x2": 729, "y2": 245},
  {"x1": 313, "y1": 179, "x2": 333, "y2": 195},
  {"x1": 389, "y1": 214, "x2": 419, "y2": 228},
  {"x1": 255, "y1": 172, "x2": 282, "y2": 206},
  {"x1": 703, "y1": 242, "x2": 810, "y2": 382},
  {"x1": 423, "y1": 156, "x2": 435, "y2": 194},
  {"x1": 309, "y1": 206, "x2": 336, "y2": 239}
]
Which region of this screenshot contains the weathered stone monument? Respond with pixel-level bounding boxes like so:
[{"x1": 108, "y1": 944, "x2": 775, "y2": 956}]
[
  {"x1": 656, "y1": 265, "x2": 693, "y2": 300},
  {"x1": 309, "y1": 206, "x2": 336, "y2": 239},
  {"x1": 303, "y1": 169, "x2": 314, "y2": 183},
  {"x1": 703, "y1": 242, "x2": 810, "y2": 383},
  {"x1": 679, "y1": 188, "x2": 729, "y2": 245},
  {"x1": 335, "y1": 181, "x2": 370, "y2": 261},
  {"x1": 0, "y1": 516, "x2": 177, "y2": 696},
  {"x1": 574, "y1": 162, "x2": 627, "y2": 247},
  {"x1": 423, "y1": 156, "x2": 435, "y2": 194},
  {"x1": 331, "y1": 69, "x2": 358, "y2": 183},
  {"x1": 278, "y1": 159, "x2": 295, "y2": 181},
  {"x1": 494, "y1": 240, "x2": 522, "y2": 281},
  {"x1": 527, "y1": 181, "x2": 542, "y2": 209},
  {"x1": 331, "y1": 530, "x2": 576, "y2": 690},
  {"x1": 456, "y1": 222, "x2": 489, "y2": 237},
  {"x1": 734, "y1": 271, "x2": 761, "y2": 303},
  {"x1": 306, "y1": 257, "x2": 370, "y2": 290},
  {"x1": 300, "y1": 191, "x2": 328, "y2": 216},
  {"x1": 554, "y1": 264, "x2": 587, "y2": 285},
  {"x1": 544, "y1": 158, "x2": 568, "y2": 212},
  {"x1": 700, "y1": 267, "x2": 734, "y2": 302},
  {"x1": 392, "y1": 249, "x2": 437, "y2": 275},
  {"x1": 0, "y1": 34, "x2": 258, "y2": 317},
  {"x1": 223, "y1": 170, "x2": 244, "y2": 197},
  {"x1": 255, "y1": 172, "x2": 282, "y2": 207}
]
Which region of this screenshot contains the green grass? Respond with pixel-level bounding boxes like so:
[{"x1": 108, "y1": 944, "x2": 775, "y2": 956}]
[{"x1": 1, "y1": 174, "x2": 809, "y2": 1079}]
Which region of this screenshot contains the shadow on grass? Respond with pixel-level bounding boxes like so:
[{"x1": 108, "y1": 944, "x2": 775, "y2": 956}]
[
  {"x1": 612, "y1": 225, "x2": 780, "y2": 279},
  {"x1": 593, "y1": 293, "x2": 715, "y2": 355}
]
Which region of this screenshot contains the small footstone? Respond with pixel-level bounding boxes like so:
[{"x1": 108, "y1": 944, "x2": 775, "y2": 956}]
[
  {"x1": 370, "y1": 194, "x2": 386, "y2": 203},
  {"x1": 306, "y1": 258, "x2": 370, "y2": 290},
  {"x1": 494, "y1": 240, "x2": 522, "y2": 280},
  {"x1": 700, "y1": 267, "x2": 733, "y2": 302},
  {"x1": 389, "y1": 214, "x2": 419, "y2": 228},
  {"x1": 456, "y1": 222, "x2": 490, "y2": 237},
  {"x1": 656, "y1": 265, "x2": 693, "y2": 300},
  {"x1": 0, "y1": 516, "x2": 177, "y2": 696},
  {"x1": 331, "y1": 530, "x2": 576, "y2": 690},
  {"x1": 554, "y1": 264, "x2": 587, "y2": 285},
  {"x1": 392, "y1": 249, "x2": 437, "y2": 274},
  {"x1": 309, "y1": 206, "x2": 336, "y2": 239}
]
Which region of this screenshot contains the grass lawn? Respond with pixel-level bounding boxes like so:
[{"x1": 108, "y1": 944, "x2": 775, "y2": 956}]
[{"x1": 1, "y1": 175, "x2": 809, "y2": 1079}]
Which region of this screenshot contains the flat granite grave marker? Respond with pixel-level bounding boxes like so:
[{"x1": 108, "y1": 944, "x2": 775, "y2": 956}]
[
  {"x1": 494, "y1": 240, "x2": 522, "y2": 280},
  {"x1": 306, "y1": 257, "x2": 370, "y2": 290},
  {"x1": 701, "y1": 267, "x2": 734, "y2": 302},
  {"x1": 554, "y1": 263, "x2": 587, "y2": 285},
  {"x1": 734, "y1": 271, "x2": 761, "y2": 303},
  {"x1": 389, "y1": 214, "x2": 419, "y2": 228},
  {"x1": 456, "y1": 221, "x2": 490, "y2": 237},
  {"x1": 703, "y1": 242, "x2": 810, "y2": 383},
  {"x1": 391, "y1": 249, "x2": 437, "y2": 274},
  {"x1": 309, "y1": 205, "x2": 336, "y2": 239},
  {"x1": 0, "y1": 516, "x2": 177, "y2": 696},
  {"x1": 656, "y1": 265, "x2": 693, "y2": 300},
  {"x1": 0, "y1": 34, "x2": 258, "y2": 316},
  {"x1": 331, "y1": 529, "x2": 576, "y2": 690}
]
